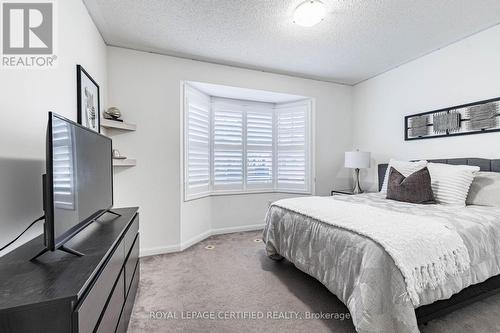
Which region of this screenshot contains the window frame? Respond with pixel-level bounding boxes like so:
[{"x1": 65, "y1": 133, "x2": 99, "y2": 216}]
[
  {"x1": 211, "y1": 98, "x2": 245, "y2": 192},
  {"x1": 274, "y1": 100, "x2": 313, "y2": 193},
  {"x1": 183, "y1": 84, "x2": 212, "y2": 200},
  {"x1": 245, "y1": 107, "x2": 275, "y2": 191},
  {"x1": 183, "y1": 84, "x2": 314, "y2": 201}
]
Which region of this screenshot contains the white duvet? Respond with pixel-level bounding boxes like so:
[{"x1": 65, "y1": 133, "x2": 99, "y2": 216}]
[{"x1": 272, "y1": 197, "x2": 470, "y2": 306}]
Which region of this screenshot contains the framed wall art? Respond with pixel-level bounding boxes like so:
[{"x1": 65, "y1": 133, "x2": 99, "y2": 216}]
[
  {"x1": 77, "y1": 65, "x2": 100, "y2": 133},
  {"x1": 405, "y1": 97, "x2": 500, "y2": 141}
]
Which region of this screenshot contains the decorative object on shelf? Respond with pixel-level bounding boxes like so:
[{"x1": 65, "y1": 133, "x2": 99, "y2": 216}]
[
  {"x1": 405, "y1": 97, "x2": 500, "y2": 140},
  {"x1": 103, "y1": 104, "x2": 137, "y2": 169},
  {"x1": 77, "y1": 65, "x2": 100, "y2": 133},
  {"x1": 345, "y1": 150, "x2": 371, "y2": 194},
  {"x1": 112, "y1": 149, "x2": 127, "y2": 160},
  {"x1": 104, "y1": 107, "x2": 123, "y2": 122}
]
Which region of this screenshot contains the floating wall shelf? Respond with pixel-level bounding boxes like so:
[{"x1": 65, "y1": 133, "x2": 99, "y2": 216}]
[
  {"x1": 113, "y1": 159, "x2": 137, "y2": 167},
  {"x1": 101, "y1": 119, "x2": 137, "y2": 131}
]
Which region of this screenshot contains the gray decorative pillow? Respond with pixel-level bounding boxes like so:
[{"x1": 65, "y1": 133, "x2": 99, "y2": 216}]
[
  {"x1": 386, "y1": 167, "x2": 436, "y2": 204},
  {"x1": 466, "y1": 171, "x2": 500, "y2": 207}
]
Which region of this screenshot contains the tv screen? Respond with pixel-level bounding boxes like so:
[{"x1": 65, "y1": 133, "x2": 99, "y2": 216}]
[{"x1": 45, "y1": 112, "x2": 113, "y2": 250}]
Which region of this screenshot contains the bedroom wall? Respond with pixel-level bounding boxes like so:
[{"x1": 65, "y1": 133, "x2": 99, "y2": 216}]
[
  {"x1": 0, "y1": 0, "x2": 107, "y2": 256},
  {"x1": 107, "y1": 46, "x2": 353, "y2": 256},
  {"x1": 209, "y1": 192, "x2": 302, "y2": 231},
  {"x1": 352, "y1": 24, "x2": 500, "y2": 191}
]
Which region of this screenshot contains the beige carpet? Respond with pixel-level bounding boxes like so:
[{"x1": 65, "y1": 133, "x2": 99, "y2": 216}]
[{"x1": 128, "y1": 230, "x2": 500, "y2": 333}]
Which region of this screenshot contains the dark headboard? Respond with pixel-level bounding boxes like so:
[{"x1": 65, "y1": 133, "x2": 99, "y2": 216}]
[{"x1": 378, "y1": 158, "x2": 500, "y2": 191}]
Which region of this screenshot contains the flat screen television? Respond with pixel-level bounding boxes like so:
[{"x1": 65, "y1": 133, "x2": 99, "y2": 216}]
[{"x1": 38, "y1": 112, "x2": 113, "y2": 257}]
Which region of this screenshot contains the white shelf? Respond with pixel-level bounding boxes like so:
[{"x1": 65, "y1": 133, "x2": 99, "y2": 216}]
[
  {"x1": 113, "y1": 159, "x2": 137, "y2": 167},
  {"x1": 101, "y1": 119, "x2": 136, "y2": 131}
]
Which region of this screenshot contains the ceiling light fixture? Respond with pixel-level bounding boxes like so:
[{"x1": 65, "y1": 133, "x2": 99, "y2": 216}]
[{"x1": 293, "y1": 0, "x2": 326, "y2": 27}]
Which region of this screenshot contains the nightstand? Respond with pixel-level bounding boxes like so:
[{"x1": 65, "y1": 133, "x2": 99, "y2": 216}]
[
  {"x1": 330, "y1": 189, "x2": 356, "y2": 196},
  {"x1": 330, "y1": 189, "x2": 375, "y2": 196}
]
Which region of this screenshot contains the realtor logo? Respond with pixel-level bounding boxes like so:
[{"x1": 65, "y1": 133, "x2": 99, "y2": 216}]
[{"x1": 1, "y1": 0, "x2": 57, "y2": 68}]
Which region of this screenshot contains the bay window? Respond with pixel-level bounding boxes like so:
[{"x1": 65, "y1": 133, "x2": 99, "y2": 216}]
[{"x1": 184, "y1": 84, "x2": 312, "y2": 200}]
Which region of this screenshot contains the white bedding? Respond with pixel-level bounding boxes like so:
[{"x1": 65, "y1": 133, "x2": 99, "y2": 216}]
[
  {"x1": 272, "y1": 196, "x2": 471, "y2": 306},
  {"x1": 263, "y1": 193, "x2": 500, "y2": 333}
]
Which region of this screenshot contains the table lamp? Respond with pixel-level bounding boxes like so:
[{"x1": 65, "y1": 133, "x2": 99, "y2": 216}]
[{"x1": 345, "y1": 150, "x2": 371, "y2": 194}]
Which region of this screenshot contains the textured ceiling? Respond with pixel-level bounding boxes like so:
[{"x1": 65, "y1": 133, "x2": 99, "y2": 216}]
[
  {"x1": 188, "y1": 81, "x2": 307, "y2": 103},
  {"x1": 83, "y1": 0, "x2": 500, "y2": 85}
]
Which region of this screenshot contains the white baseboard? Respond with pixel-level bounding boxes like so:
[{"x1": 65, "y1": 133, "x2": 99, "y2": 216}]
[
  {"x1": 140, "y1": 244, "x2": 180, "y2": 257},
  {"x1": 179, "y1": 229, "x2": 212, "y2": 251},
  {"x1": 211, "y1": 223, "x2": 265, "y2": 235},
  {"x1": 140, "y1": 223, "x2": 265, "y2": 257}
]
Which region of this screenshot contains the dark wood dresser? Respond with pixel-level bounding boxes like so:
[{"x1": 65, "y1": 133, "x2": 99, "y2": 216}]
[{"x1": 0, "y1": 207, "x2": 140, "y2": 333}]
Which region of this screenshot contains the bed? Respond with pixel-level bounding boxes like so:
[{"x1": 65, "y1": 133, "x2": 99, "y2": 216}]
[{"x1": 263, "y1": 158, "x2": 500, "y2": 333}]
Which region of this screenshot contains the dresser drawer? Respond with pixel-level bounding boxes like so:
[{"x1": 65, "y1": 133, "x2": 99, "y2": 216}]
[
  {"x1": 74, "y1": 241, "x2": 125, "y2": 333},
  {"x1": 95, "y1": 269, "x2": 125, "y2": 333},
  {"x1": 116, "y1": 260, "x2": 139, "y2": 333},
  {"x1": 123, "y1": 214, "x2": 139, "y2": 257},
  {"x1": 125, "y1": 234, "x2": 139, "y2": 296}
]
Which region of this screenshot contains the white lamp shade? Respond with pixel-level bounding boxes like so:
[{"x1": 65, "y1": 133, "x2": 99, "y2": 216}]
[{"x1": 345, "y1": 151, "x2": 371, "y2": 169}]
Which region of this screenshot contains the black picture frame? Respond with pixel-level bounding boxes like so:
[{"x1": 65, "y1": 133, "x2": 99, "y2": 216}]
[
  {"x1": 76, "y1": 65, "x2": 101, "y2": 133},
  {"x1": 404, "y1": 96, "x2": 500, "y2": 141}
]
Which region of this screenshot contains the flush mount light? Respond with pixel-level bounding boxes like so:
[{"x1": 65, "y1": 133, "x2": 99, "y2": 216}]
[{"x1": 293, "y1": 0, "x2": 326, "y2": 27}]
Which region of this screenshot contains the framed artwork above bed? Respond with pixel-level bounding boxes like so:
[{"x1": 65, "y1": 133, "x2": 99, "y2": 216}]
[{"x1": 405, "y1": 96, "x2": 500, "y2": 140}]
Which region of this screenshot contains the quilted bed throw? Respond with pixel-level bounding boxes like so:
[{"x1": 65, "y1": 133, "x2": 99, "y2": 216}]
[{"x1": 272, "y1": 196, "x2": 471, "y2": 306}]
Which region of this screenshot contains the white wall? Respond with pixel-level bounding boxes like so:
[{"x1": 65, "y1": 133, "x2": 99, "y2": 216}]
[
  {"x1": 210, "y1": 192, "x2": 303, "y2": 231},
  {"x1": 0, "y1": 0, "x2": 107, "y2": 256},
  {"x1": 180, "y1": 197, "x2": 212, "y2": 250},
  {"x1": 353, "y1": 24, "x2": 500, "y2": 191},
  {"x1": 107, "y1": 46, "x2": 353, "y2": 256}
]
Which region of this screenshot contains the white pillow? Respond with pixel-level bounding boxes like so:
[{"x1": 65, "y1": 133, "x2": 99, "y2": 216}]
[
  {"x1": 427, "y1": 163, "x2": 480, "y2": 206},
  {"x1": 466, "y1": 171, "x2": 500, "y2": 207},
  {"x1": 381, "y1": 159, "x2": 428, "y2": 193}
]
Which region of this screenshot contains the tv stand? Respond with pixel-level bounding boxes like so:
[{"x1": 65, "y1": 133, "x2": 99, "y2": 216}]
[
  {"x1": 30, "y1": 209, "x2": 122, "y2": 261},
  {"x1": 60, "y1": 244, "x2": 85, "y2": 256},
  {"x1": 30, "y1": 244, "x2": 85, "y2": 261},
  {"x1": 106, "y1": 209, "x2": 122, "y2": 217},
  {"x1": 0, "y1": 207, "x2": 140, "y2": 333}
]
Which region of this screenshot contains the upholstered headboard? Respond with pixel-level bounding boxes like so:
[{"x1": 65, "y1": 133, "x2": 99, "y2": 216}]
[{"x1": 378, "y1": 158, "x2": 500, "y2": 191}]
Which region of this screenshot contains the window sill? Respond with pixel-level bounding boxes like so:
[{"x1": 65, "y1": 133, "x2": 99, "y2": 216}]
[{"x1": 184, "y1": 189, "x2": 312, "y2": 202}]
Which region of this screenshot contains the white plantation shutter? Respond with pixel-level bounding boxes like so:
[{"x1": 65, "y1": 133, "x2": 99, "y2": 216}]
[
  {"x1": 246, "y1": 110, "x2": 273, "y2": 189},
  {"x1": 276, "y1": 102, "x2": 311, "y2": 192},
  {"x1": 184, "y1": 84, "x2": 313, "y2": 200},
  {"x1": 51, "y1": 117, "x2": 75, "y2": 209},
  {"x1": 212, "y1": 102, "x2": 244, "y2": 190},
  {"x1": 185, "y1": 86, "x2": 211, "y2": 198}
]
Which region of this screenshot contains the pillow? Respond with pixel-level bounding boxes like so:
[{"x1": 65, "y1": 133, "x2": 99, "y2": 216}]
[
  {"x1": 466, "y1": 171, "x2": 500, "y2": 207},
  {"x1": 381, "y1": 159, "x2": 428, "y2": 193},
  {"x1": 427, "y1": 163, "x2": 480, "y2": 206},
  {"x1": 386, "y1": 167, "x2": 436, "y2": 204}
]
